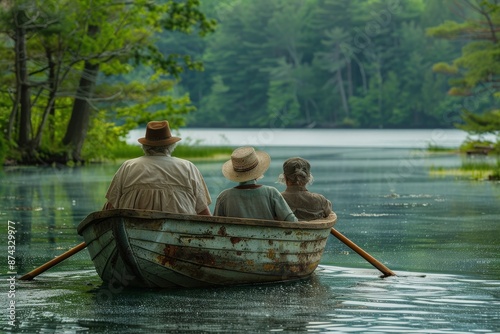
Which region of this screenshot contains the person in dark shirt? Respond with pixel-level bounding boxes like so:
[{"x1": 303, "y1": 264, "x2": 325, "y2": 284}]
[{"x1": 278, "y1": 157, "x2": 332, "y2": 221}]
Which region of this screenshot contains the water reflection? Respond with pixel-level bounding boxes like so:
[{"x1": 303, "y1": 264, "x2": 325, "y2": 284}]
[
  {"x1": 0, "y1": 165, "x2": 112, "y2": 275},
  {"x1": 85, "y1": 274, "x2": 334, "y2": 333},
  {"x1": 1, "y1": 147, "x2": 499, "y2": 279},
  {"x1": 1, "y1": 144, "x2": 499, "y2": 333},
  {"x1": 7, "y1": 266, "x2": 500, "y2": 333}
]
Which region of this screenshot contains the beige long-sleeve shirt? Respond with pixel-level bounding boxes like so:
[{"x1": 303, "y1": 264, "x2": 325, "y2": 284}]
[{"x1": 105, "y1": 155, "x2": 211, "y2": 214}]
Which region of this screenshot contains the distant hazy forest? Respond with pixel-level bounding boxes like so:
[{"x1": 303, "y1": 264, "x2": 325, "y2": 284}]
[
  {"x1": 2, "y1": 0, "x2": 498, "y2": 164},
  {"x1": 167, "y1": 0, "x2": 494, "y2": 129}
]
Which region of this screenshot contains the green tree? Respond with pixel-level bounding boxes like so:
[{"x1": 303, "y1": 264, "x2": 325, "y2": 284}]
[
  {"x1": 308, "y1": 0, "x2": 365, "y2": 126},
  {"x1": 428, "y1": 0, "x2": 500, "y2": 137},
  {"x1": 315, "y1": 27, "x2": 362, "y2": 125},
  {"x1": 0, "y1": 0, "x2": 215, "y2": 164},
  {"x1": 198, "y1": 0, "x2": 275, "y2": 127},
  {"x1": 260, "y1": 0, "x2": 313, "y2": 127},
  {"x1": 264, "y1": 58, "x2": 301, "y2": 127}
]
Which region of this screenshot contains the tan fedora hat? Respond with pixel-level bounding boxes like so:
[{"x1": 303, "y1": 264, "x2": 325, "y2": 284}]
[
  {"x1": 222, "y1": 146, "x2": 271, "y2": 183},
  {"x1": 138, "y1": 121, "x2": 181, "y2": 146}
]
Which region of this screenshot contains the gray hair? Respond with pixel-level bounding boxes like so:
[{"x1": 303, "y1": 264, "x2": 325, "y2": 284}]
[
  {"x1": 142, "y1": 143, "x2": 177, "y2": 156},
  {"x1": 276, "y1": 157, "x2": 314, "y2": 186}
]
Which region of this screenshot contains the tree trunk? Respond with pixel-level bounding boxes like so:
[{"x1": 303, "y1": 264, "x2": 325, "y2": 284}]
[
  {"x1": 376, "y1": 59, "x2": 383, "y2": 128},
  {"x1": 33, "y1": 48, "x2": 57, "y2": 149},
  {"x1": 8, "y1": 80, "x2": 19, "y2": 142},
  {"x1": 62, "y1": 59, "x2": 99, "y2": 162},
  {"x1": 14, "y1": 10, "x2": 32, "y2": 153},
  {"x1": 347, "y1": 59, "x2": 353, "y2": 98},
  {"x1": 62, "y1": 24, "x2": 100, "y2": 162},
  {"x1": 335, "y1": 47, "x2": 350, "y2": 118}
]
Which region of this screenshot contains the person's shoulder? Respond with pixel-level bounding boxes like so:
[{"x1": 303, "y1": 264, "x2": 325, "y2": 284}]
[
  {"x1": 262, "y1": 185, "x2": 283, "y2": 194},
  {"x1": 216, "y1": 187, "x2": 233, "y2": 198},
  {"x1": 171, "y1": 156, "x2": 196, "y2": 166},
  {"x1": 169, "y1": 156, "x2": 184, "y2": 162},
  {"x1": 309, "y1": 191, "x2": 325, "y2": 197},
  {"x1": 310, "y1": 191, "x2": 330, "y2": 202},
  {"x1": 120, "y1": 156, "x2": 142, "y2": 166}
]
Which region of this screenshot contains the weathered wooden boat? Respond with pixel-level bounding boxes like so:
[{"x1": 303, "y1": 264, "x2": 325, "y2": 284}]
[{"x1": 77, "y1": 209, "x2": 337, "y2": 288}]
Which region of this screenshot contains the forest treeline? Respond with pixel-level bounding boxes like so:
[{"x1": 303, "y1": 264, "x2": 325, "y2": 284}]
[
  {"x1": 177, "y1": 0, "x2": 497, "y2": 129},
  {"x1": 0, "y1": 0, "x2": 498, "y2": 165}
]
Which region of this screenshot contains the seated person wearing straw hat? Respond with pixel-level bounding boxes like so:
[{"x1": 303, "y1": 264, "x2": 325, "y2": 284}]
[
  {"x1": 277, "y1": 157, "x2": 332, "y2": 221},
  {"x1": 104, "y1": 120, "x2": 212, "y2": 216},
  {"x1": 214, "y1": 146, "x2": 297, "y2": 222}
]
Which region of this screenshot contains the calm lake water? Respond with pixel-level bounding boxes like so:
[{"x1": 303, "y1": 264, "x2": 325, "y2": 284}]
[{"x1": 1, "y1": 129, "x2": 499, "y2": 333}]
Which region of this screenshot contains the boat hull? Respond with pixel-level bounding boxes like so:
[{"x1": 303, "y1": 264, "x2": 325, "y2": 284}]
[{"x1": 77, "y1": 209, "x2": 337, "y2": 288}]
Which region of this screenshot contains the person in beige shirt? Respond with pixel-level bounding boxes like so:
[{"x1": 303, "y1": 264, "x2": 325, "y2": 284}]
[
  {"x1": 277, "y1": 157, "x2": 332, "y2": 221},
  {"x1": 104, "y1": 121, "x2": 211, "y2": 215}
]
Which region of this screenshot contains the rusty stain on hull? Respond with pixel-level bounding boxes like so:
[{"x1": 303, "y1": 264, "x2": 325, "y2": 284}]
[
  {"x1": 267, "y1": 249, "x2": 276, "y2": 260},
  {"x1": 161, "y1": 245, "x2": 178, "y2": 266},
  {"x1": 230, "y1": 237, "x2": 241, "y2": 244},
  {"x1": 160, "y1": 244, "x2": 216, "y2": 268},
  {"x1": 218, "y1": 226, "x2": 227, "y2": 236}
]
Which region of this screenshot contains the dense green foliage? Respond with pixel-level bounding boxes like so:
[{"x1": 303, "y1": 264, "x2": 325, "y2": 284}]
[
  {"x1": 428, "y1": 0, "x2": 500, "y2": 167},
  {"x1": 428, "y1": 0, "x2": 499, "y2": 139},
  {"x1": 162, "y1": 0, "x2": 490, "y2": 129},
  {"x1": 1, "y1": 0, "x2": 499, "y2": 166},
  {"x1": 0, "y1": 0, "x2": 215, "y2": 164}
]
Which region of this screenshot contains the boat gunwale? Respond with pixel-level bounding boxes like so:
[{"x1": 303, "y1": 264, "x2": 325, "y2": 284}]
[{"x1": 77, "y1": 209, "x2": 337, "y2": 235}]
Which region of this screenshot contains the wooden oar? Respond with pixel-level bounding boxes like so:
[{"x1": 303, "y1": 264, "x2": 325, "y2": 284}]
[
  {"x1": 330, "y1": 228, "x2": 396, "y2": 277},
  {"x1": 19, "y1": 242, "x2": 87, "y2": 281}
]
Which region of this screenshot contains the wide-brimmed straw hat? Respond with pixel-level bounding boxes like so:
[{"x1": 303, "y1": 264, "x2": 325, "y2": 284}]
[
  {"x1": 222, "y1": 146, "x2": 271, "y2": 183},
  {"x1": 138, "y1": 121, "x2": 181, "y2": 146}
]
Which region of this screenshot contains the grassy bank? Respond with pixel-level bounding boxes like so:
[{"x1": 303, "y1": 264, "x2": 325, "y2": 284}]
[
  {"x1": 430, "y1": 162, "x2": 500, "y2": 180},
  {"x1": 109, "y1": 142, "x2": 233, "y2": 162},
  {"x1": 427, "y1": 142, "x2": 500, "y2": 181}
]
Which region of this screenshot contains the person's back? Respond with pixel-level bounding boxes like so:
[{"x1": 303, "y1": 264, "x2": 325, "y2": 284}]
[
  {"x1": 215, "y1": 182, "x2": 295, "y2": 220},
  {"x1": 214, "y1": 147, "x2": 297, "y2": 222},
  {"x1": 278, "y1": 157, "x2": 332, "y2": 221},
  {"x1": 104, "y1": 121, "x2": 211, "y2": 215}
]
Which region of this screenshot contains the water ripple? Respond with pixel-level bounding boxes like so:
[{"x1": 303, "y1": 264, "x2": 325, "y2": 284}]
[{"x1": 4, "y1": 266, "x2": 499, "y2": 333}]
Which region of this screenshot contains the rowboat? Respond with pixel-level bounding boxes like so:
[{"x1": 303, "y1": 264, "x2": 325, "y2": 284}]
[{"x1": 76, "y1": 209, "x2": 337, "y2": 288}]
